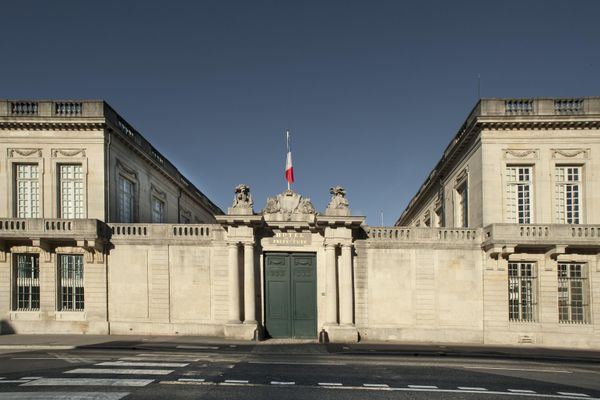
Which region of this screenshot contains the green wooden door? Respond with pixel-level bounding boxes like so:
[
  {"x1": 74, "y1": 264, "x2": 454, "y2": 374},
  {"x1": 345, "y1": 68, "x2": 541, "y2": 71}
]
[{"x1": 265, "y1": 253, "x2": 316, "y2": 339}]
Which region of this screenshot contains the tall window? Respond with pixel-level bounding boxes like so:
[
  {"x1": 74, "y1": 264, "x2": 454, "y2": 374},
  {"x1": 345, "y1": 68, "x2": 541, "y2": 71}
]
[
  {"x1": 59, "y1": 255, "x2": 84, "y2": 311},
  {"x1": 118, "y1": 176, "x2": 135, "y2": 222},
  {"x1": 59, "y1": 164, "x2": 84, "y2": 219},
  {"x1": 506, "y1": 166, "x2": 532, "y2": 223},
  {"x1": 508, "y1": 262, "x2": 537, "y2": 322},
  {"x1": 558, "y1": 263, "x2": 588, "y2": 324},
  {"x1": 456, "y1": 183, "x2": 468, "y2": 227},
  {"x1": 152, "y1": 197, "x2": 165, "y2": 223},
  {"x1": 555, "y1": 166, "x2": 582, "y2": 224},
  {"x1": 13, "y1": 254, "x2": 40, "y2": 311},
  {"x1": 15, "y1": 164, "x2": 40, "y2": 218}
]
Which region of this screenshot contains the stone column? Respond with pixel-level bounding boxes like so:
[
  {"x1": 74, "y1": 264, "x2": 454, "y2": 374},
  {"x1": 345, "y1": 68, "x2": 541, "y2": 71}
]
[
  {"x1": 325, "y1": 243, "x2": 338, "y2": 324},
  {"x1": 228, "y1": 242, "x2": 240, "y2": 323},
  {"x1": 243, "y1": 242, "x2": 256, "y2": 323},
  {"x1": 339, "y1": 244, "x2": 353, "y2": 326}
]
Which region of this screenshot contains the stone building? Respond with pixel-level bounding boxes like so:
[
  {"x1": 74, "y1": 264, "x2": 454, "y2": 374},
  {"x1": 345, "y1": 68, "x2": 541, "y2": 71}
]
[{"x1": 0, "y1": 98, "x2": 599, "y2": 349}]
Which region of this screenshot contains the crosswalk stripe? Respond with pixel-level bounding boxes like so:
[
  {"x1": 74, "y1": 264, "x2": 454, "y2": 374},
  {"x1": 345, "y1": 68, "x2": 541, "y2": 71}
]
[
  {"x1": 22, "y1": 378, "x2": 153, "y2": 387},
  {"x1": 66, "y1": 368, "x2": 173, "y2": 376},
  {"x1": 176, "y1": 345, "x2": 218, "y2": 350},
  {"x1": 0, "y1": 393, "x2": 130, "y2": 400},
  {"x1": 135, "y1": 353, "x2": 206, "y2": 359},
  {"x1": 96, "y1": 361, "x2": 188, "y2": 368},
  {"x1": 119, "y1": 356, "x2": 204, "y2": 362}
]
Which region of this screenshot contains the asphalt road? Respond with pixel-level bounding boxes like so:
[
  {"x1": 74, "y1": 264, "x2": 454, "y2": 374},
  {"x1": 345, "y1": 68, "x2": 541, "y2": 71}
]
[{"x1": 0, "y1": 341, "x2": 599, "y2": 399}]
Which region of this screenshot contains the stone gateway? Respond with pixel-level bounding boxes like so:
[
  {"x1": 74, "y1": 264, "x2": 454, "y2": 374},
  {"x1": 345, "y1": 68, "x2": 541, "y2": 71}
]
[{"x1": 1, "y1": 98, "x2": 600, "y2": 349}]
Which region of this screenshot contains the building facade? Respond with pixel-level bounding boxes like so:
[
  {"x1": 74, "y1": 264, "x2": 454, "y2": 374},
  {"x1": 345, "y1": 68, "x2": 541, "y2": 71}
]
[{"x1": 0, "y1": 98, "x2": 599, "y2": 349}]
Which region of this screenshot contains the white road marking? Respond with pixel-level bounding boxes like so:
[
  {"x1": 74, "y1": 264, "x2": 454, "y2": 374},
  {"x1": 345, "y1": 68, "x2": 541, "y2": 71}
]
[
  {"x1": 249, "y1": 361, "x2": 346, "y2": 366},
  {"x1": 458, "y1": 387, "x2": 488, "y2": 391},
  {"x1": 464, "y1": 366, "x2": 571, "y2": 374},
  {"x1": 96, "y1": 361, "x2": 188, "y2": 368},
  {"x1": 508, "y1": 389, "x2": 537, "y2": 393},
  {"x1": 178, "y1": 378, "x2": 205, "y2": 382},
  {"x1": 271, "y1": 381, "x2": 295, "y2": 385},
  {"x1": 0, "y1": 393, "x2": 130, "y2": 400},
  {"x1": 224, "y1": 380, "x2": 249, "y2": 384},
  {"x1": 19, "y1": 378, "x2": 41, "y2": 380},
  {"x1": 65, "y1": 368, "x2": 173, "y2": 375},
  {"x1": 363, "y1": 383, "x2": 389, "y2": 388},
  {"x1": 409, "y1": 385, "x2": 438, "y2": 389},
  {"x1": 22, "y1": 378, "x2": 154, "y2": 387},
  {"x1": 557, "y1": 393, "x2": 590, "y2": 398},
  {"x1": 356, "y1": 386, "x2": 600, "y2": 399},
  {"x1": 119, "y1": 356, "x2": 205, "y2": 362},
  {"x1": 0, "y1": 378, "x2": 4, "y2": 379},
  {"x1": 0, "y1": 381, "x2": 31, "y2": 383},
  {"x1": 318, "y1": 382, "x2": 343, "y2": 386},
  {"x1": 176, "y1": 345, "x2": 218, "y2": 350}
]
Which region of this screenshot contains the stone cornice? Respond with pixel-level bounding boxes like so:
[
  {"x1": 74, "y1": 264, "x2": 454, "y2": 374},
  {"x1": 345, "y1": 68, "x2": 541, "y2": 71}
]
[{"x1": 0, "y1": 120, "x2": 105, "y2": 131}]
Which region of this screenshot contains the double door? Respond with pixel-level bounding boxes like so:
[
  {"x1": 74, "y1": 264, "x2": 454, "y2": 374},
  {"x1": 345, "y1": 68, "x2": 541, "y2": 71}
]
[{"x1": 264, "y1": 253, "x2": 317, "y2": 339}]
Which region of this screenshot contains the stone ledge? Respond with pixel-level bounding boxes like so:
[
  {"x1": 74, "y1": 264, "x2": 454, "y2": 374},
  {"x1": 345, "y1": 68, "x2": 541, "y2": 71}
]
[
  {"x1": 325, "y1": 324, "x2": 359, "y2": 343},
  {"x1": 224, "y1": 322, "x2": 258, "y2": 340}
]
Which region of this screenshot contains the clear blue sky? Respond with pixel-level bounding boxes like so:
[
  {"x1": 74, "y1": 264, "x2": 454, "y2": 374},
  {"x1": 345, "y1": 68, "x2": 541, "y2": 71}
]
[{"x1": 2, "y1": 1, "x2": 599, "y2": 225}]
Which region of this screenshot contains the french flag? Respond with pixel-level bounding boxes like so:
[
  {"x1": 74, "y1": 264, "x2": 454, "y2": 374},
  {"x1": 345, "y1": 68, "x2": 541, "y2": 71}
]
[{"x1": 285, "y1": 131, "x2": 294, "y2": 188}]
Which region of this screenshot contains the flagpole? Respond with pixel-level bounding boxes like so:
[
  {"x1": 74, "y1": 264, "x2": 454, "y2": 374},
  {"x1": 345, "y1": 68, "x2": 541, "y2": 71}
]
[{"x1": 286, "y1": 130, "x2": 290, "y2": 191}]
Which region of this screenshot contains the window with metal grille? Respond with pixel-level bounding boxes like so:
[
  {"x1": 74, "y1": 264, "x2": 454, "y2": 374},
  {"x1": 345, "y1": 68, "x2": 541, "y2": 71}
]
[
  {"x1": 508, "y1": 262, "x2": 537, "y2": 322},
  {"x1": 59, "y1": 164, "x2": 84, "y2": 219},
  {"x1": 558, "y1": 263, "x2": 588, "y2": 324},
  {"x1": 555, "y1": 166, "x2": 582, "y2": 224},
  {"x1": 13, "y1": 254, "x2": 40, "y2": 311},
  {"x1": 15, "y1": 164, "x2": 40, "y2": 218},
  {"x1": 152, "y1": 197, "x2": 165, "y2": 223},
  {"x1": 117, "y1": 175, "x2": 135, "y2": 222},
  {"x1": 59, "y1": 255, "x2": 84, "y2": 311},
  {"x1": 506, "y1": 166, "x2": 532, "y2": 223}
]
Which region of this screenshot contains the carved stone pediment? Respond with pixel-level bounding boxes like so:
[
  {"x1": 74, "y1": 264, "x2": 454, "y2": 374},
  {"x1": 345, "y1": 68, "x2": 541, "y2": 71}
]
[{"x1": 262, "y1": 190, "x2": 317, "y2": 221}]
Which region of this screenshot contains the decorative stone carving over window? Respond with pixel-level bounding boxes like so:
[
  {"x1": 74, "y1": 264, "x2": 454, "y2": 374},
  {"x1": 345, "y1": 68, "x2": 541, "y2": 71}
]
[
  {"x1": 325, "y1": 186, "x2": 351, "y2": 216},
  {"x1": 8, "y1": 148, "x2": 42, "y2": 158},
  {"x1": 552, "y1": 149, "x2": 589, "y2": 159},
  {"x1": 51, "y1": 149, "x2": 86, "y2": 158},
  {"x1": 228, "y1": 184, "x2": 254, "y2": 215},
  {"x1": 503, "y1": 149, "x2": 538, "y2": 160}
]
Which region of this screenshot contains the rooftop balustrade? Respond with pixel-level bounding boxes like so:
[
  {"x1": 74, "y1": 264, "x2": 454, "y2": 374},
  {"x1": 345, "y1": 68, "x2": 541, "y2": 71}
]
[
  {"x1": 366, "y1": 227, "x2": 480, "y2": 242},
  {"x1": 109, "y1": 223, "x2": 224, "y2": 242}
]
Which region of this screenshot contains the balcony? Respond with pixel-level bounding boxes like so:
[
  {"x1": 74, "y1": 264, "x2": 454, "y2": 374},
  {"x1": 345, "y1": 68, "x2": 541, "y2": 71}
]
[
  {"x1": 0, "y1": 218, "x2": 110, "y2": 251},
  {"x1": 483, "y1": 224, "x2": 600, "y2": 255}
]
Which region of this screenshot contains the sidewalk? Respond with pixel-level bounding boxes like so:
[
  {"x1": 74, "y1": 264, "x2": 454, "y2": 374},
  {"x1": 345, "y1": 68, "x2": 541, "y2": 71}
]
[{"x1": 0, "y1": 333, "x2": 599, "y2": 363}]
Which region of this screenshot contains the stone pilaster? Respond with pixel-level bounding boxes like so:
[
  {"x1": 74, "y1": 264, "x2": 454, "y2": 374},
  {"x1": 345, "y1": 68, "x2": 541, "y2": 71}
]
[
  {"x1": 243, "y1": 242, "x2": 256, "y2": 323},
  {"x1": 325, "y1": 243, "x2": 338, "y2": 325},
  {"x1": 227, "y1": 242, "x2": 240, "y2": 324},
  {"x1": 339, "y1": 244, "x2": 353, "y2": 326}
]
